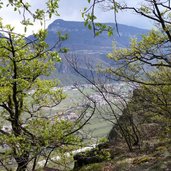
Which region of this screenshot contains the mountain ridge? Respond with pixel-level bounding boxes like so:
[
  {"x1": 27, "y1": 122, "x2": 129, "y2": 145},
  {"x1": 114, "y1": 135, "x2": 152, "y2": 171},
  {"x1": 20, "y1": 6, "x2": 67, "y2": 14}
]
[
  {"x1": 45, "y1": 19, "x2": 149, "y2": 53},
  {"x1": 29, "y1": 19, "x2": 149, "y2": 85}
]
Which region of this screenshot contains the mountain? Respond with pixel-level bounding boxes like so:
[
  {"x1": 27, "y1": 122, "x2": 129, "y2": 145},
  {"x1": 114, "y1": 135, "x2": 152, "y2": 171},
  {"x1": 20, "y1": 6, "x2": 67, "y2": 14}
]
[
  {"x1": 30, "y1": 19, "x2": 149, "y2": 85},
  {"x1": 46, "y1": 19, "x2": 148, "y2": 53}
]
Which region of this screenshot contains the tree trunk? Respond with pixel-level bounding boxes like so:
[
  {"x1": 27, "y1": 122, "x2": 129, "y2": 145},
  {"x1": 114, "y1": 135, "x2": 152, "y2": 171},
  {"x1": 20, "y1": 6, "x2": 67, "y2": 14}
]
[
  {"x1": 16, "y1": 164, "x2": 27, "y2": 171},
  {"x1": 15, "y1": 153, "x2": 29, "y2": 171}
]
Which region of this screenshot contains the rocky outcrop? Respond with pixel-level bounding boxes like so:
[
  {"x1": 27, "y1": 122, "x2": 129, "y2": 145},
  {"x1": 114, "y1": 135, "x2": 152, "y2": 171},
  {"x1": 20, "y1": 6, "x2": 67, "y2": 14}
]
[{"x1": 73, "y1": 142, "x2": 110, "y2": 170}]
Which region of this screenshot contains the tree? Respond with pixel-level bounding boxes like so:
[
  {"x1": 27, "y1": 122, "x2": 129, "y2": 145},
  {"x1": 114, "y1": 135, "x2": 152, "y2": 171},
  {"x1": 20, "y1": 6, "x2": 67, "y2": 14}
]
[
  {"x1": 0, "y1": 1, "x2": 83, "y2": 171},
  {"x1": 65, "y1": 54, "x2": 141, "y2": 151},
  {"x1": 99, "y1": 1, "x2": 171, "y2": 129},
  {"x1": 81, "y1": 0, "x2": 171, "y2": 149},
  {"x1": 0, "y1": 0, "x2": 60, "y2": 32},
  {"x1": 83, "y1": 0, "x2": 171, "y2": 73},
  {"x1": 0, "y1": 2, "x2": 100, "y2": 170},
  {"x1": 0, "y1": 21, "x2": 79, "y2": 171}
]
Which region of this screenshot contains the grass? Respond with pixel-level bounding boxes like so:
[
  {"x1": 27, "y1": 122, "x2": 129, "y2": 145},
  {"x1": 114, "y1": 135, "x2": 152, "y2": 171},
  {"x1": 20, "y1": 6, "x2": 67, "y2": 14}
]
[{"x1": 81, "y1": 117, "x2": 114, "y2": 139}]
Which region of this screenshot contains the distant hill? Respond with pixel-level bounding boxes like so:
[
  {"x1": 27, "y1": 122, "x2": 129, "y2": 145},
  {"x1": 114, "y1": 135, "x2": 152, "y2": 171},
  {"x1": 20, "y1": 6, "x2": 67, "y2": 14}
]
[
  {"x1": 29, "y1": 20, "x2": 149, "y2": 85},
  {"x1": 46, "y1": 19, "x2": 148, "y2": 53}
]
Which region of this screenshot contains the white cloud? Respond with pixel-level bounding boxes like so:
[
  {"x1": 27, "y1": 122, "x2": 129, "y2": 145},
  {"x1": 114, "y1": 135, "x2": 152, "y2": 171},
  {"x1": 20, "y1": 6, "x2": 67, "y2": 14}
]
[{"x1": 0, "y1": 0, "x2": 152, "y2": 36}]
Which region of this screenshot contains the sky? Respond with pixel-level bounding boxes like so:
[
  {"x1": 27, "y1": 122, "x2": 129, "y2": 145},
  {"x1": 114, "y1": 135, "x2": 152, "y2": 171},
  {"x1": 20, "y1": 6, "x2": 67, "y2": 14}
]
[{"x1": 0, "y1": 0, "x2": 153, "y2": 35}]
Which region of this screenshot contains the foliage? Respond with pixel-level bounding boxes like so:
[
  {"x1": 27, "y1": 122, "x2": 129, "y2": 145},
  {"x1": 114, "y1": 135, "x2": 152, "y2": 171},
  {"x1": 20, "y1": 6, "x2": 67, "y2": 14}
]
[
  {"x1": 0, "y1": 0, "x2": 60, "y2": 32},
  {"x1": 82, "y1": 0, "x2": 171, "y2": 152},
  {"x1": 0, "y1": 4, "x2": 80, "y2": 171},
  {"x1": 82, "y1": 2, "x2": 113, "y2": 37}
]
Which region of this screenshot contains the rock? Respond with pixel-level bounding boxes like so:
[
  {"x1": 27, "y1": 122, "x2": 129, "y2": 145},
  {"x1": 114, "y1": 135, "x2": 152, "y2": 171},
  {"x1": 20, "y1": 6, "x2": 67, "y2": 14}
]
[
  {"x1": 73, "y1": 143, "x2": 110, "y2": 170},
  {"x1": 39, "y1": 167, "x2": 60, "y2": 171}
]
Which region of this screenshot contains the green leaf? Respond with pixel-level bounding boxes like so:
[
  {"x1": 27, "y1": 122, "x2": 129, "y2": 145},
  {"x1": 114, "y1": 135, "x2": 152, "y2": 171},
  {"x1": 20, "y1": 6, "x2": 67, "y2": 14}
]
[
  {"x1": 84, "y1": 20, "x2": 88, "y2": 26},
  {"x1": 108, "y1": 30, "x2": 113, "y2": 37},
  {"x1": 88, "y1": 24, "x2": 92, "y2": 30}
]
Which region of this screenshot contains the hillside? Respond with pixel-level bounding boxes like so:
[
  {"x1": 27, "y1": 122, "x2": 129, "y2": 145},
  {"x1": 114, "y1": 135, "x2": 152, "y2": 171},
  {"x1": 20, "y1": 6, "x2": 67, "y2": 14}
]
[
  {"x1": 46, "y1": 19, "x2": 148, "y2": 52},
  {"x1": 75, "y1": 137, "x2": 171, "y2": 171},
  {"x1": 29, "y1": 20, "x2": 149, "y2": 85},
  {"x1": 72, "y1": 87, "x2": 171, "y2": 171}
]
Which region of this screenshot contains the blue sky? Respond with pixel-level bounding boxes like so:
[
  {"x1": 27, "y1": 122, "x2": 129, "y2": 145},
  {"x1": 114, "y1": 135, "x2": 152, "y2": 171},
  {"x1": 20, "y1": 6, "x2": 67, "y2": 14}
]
[
  {"x1": 1, "y1": 0, "x2": 153, "y2": 35},
  {"x1": 58, "y1": 0, "x2": 152, "y2": 28}
]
